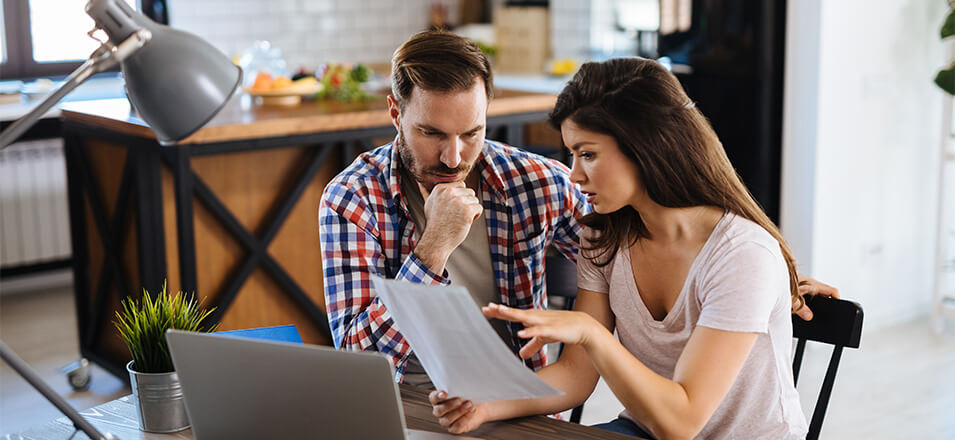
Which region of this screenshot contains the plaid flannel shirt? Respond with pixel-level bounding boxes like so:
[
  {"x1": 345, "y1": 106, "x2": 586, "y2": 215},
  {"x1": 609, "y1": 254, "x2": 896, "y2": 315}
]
[{"x1": 319, "y1": 139, "x2": 587, "y2": 382}]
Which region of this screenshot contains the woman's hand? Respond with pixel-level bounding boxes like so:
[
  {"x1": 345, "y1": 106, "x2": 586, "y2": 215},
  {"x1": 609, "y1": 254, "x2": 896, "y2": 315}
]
[
  {"x1": 428, "y1": 390, "x2": 490, "y2": 434},
  {"x1": 482, "y1": 303, "x2": 606, "y2": 359},
  {"x1": 794, "y1": 274, "x2": 841, "y2": 321}
]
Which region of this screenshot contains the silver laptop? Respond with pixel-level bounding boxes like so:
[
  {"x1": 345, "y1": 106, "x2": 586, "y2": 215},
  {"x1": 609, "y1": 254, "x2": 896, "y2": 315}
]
[{"x1": 166, "y1": 330, "x2": 470, "y2": 440}]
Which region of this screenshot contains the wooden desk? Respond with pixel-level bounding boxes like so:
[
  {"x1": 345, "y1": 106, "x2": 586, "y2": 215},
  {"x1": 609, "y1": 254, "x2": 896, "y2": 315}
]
[
  {"x1": 58, "y1": 90, "x2": 559, "y2": 380},
  {"x1": 8, "y1": 385, "x2": 641, "y2": 440}
]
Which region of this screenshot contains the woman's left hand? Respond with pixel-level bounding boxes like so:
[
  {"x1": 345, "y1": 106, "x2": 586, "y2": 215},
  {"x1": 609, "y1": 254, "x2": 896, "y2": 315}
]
[{"x1": 482, "y1": 303, "x2": 603, "y2": 359}]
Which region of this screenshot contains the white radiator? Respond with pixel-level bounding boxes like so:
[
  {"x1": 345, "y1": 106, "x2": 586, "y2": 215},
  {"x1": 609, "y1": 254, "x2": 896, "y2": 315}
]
[{"x1": 0, "y1": 139, "x2": 71, "y2": 268}]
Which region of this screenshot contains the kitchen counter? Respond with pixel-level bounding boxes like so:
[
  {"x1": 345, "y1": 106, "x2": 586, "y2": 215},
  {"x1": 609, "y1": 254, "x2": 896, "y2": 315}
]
[
  {"x1": 59, "y1": 89, "x2": 559, "y2": 380},
  {"x1": 60, "y1": 88, "x2": 556, "y2": 144}
]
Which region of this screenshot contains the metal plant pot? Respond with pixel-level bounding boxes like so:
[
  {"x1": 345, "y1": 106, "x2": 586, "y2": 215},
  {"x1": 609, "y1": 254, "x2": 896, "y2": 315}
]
[{"x1": 126, "y1": 361, "x2": 190, "y2": 433}]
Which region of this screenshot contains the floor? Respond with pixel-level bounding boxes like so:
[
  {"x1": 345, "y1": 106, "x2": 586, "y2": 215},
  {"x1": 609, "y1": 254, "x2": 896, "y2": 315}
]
[
  {"x1": 0, "y1": 279, "x2": 127, "y2": 436},
  {"x1": 2, "y1": 276, "x2": 954, "y2": 438}
]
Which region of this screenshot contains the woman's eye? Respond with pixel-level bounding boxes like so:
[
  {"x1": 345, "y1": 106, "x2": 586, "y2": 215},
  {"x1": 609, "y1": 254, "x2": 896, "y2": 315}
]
[{"x1": 579, "y1": 152, "x2": 595, "y2": 160}]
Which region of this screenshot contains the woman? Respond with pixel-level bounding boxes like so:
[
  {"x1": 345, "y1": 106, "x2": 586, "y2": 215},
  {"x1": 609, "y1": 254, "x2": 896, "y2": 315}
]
[{"x1": 429, "y1": 58, "x2": 810, "y2": 439}]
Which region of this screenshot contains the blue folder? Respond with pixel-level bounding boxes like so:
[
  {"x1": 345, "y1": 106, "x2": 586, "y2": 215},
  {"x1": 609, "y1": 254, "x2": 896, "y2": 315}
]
[{"x1": 217, "y1": 324, "x2": 304, "y2": 344}]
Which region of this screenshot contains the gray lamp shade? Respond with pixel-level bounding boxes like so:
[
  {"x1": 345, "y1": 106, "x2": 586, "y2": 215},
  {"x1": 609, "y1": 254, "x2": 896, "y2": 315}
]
[{"x1": 86, "y1": 0, "x2": 241, "y2": 144}]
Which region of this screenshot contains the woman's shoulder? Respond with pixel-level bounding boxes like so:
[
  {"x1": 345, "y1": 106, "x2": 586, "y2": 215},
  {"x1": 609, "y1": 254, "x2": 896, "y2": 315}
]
[
  {"x1": 693, "y1": 213, "x2": 791, "y2": 323},
  {"x1": 715, "y1": 213, "x2": 782, "y2": 257},
  {"x1": 695, "y1": 213, "x2": 788, "y2": 290},
  {"x1": 577, "y1": 226, "x2": 622, "y2": 282}
]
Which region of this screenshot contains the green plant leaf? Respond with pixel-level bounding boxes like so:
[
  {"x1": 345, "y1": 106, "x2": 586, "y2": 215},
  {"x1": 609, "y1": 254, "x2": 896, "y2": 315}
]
[
  {"x1": 113, "y1": 280, "x2": 217, "y2": 373},
  {"x1": 943, "y1": 7, "x2": 955, "y2": 39},
  {"x1": 936, "y1": 63, "x2": 955, "y2": 95}
]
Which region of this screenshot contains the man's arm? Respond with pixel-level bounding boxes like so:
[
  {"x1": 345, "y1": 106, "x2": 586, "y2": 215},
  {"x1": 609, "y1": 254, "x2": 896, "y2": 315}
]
[
  {"x1": 410, "y1": 181, "x2": 483, "y2": 275},
  {"x1": 549, "y1": 159, "x2": 588, "y2": 262},
  {"x1": 319, "y1": 184, "x2": 450, "y2": 375},
  {"x1": 794, "y1": 274, "x2": 841, "y2": 320}
]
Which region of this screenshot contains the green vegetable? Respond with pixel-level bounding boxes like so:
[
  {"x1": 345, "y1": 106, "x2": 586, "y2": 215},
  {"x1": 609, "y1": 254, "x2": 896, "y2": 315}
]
[{"x1": 349, "y1": 64, "x2": 371, "y2": 83}]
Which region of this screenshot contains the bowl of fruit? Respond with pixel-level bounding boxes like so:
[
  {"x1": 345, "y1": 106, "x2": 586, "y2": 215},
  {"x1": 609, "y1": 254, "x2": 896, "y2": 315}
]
[{"x1": 243, "y1": 72, "x2": 322, "y2": 106}]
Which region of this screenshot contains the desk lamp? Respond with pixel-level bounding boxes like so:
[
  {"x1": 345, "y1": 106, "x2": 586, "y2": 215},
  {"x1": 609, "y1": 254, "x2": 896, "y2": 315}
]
[
  {"x1": 0, "y1": 0, "x2": 240, "y2": 438},
  {"x1": 0, "y1": 0, "x2": 241, "y2": 149}
]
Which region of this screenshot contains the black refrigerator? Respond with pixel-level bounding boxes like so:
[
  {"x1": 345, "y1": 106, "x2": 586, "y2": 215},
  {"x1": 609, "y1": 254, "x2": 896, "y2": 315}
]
[{"x1": 657, "y1": 0, "x2": 787, "y2": 223}]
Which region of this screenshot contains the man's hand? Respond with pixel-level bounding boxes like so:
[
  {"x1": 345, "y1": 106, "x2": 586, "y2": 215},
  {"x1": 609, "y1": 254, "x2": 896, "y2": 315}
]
[
  {"x1": 429, "y1": 390, "x2": 490, "y2": 434},
  {"x1": 794, "y1": 274, "x2": 840, "y2": 321},
  {"x1": 413, "y1": 181, "x2": 483, "y2": 274}
]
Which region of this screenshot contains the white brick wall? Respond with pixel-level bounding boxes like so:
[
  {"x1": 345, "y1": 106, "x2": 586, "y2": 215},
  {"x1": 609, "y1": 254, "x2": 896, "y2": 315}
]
[
  {"x1": 167, "y1": 0, "x2": 461, "y2": 72},
  {"x1": 549, "y1": 0, "x2": 592, "y2": 60},
  {"x1": 167, "y1": 1, "x2": 597, "y2": 74}
]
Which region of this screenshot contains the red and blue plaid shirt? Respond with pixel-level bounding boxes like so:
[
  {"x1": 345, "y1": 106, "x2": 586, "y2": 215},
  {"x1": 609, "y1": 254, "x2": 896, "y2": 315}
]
[{"x1": 319, "y1": 139, "x2": 587, "y2": 381}]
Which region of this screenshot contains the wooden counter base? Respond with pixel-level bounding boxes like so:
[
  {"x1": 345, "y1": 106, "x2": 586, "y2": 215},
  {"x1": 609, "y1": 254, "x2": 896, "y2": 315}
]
[{"x1": 59, "y1": 90, "x2": 561, "y2": 379}]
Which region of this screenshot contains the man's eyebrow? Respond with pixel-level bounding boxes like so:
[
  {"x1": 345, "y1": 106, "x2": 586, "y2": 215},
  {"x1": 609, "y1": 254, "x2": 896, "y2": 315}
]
[
  {"x1": 414, "y1": 124, "x2": 444, "y2": 133},
  {"x1": 414, "y1": 124, "x2": 485, "y2": 134}
]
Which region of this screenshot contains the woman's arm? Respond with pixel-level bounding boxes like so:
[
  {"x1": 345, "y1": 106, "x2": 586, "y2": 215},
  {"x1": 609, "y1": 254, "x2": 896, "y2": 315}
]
[
  {"x1": 430, "y1": 289, "x2": 614, "y2": 434},
  {"x1": 585, "y1": 325, "x2": 757, "y2": 439},
  {"x1": 489, "y1": 305, "x2": 758, "y2": 440}
]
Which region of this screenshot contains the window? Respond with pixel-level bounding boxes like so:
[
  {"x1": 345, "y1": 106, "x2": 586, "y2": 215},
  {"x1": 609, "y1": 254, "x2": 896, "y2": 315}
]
[
  {"x1": 0, "y1": 2, "x2": 5, "y2": 64},
  {"x1": 0, "y1": 0, "x2": 167, "y2": 80}
]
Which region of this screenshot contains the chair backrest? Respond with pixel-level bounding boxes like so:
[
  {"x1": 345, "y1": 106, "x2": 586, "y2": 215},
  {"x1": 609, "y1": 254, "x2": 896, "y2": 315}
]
[
  {"x1": 545, "y1": 253, "x2": 578, "y2": 301},
  {"x1": 791, "y1": 295, "x2": 864, "y2": 440}
]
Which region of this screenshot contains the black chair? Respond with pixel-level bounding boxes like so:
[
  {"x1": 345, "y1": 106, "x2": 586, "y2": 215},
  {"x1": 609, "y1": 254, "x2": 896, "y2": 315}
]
[
  {"x1": 791, "y1": 295, "x2": 864, "y2": 440},
  {"x1": 545, "y1": 253, "x2": 585, "y2": 423}
]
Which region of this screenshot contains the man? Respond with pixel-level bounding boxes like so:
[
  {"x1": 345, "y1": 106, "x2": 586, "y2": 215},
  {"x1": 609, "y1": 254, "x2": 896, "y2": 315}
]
[
  {"x1": 319, "y1": 31, "x2": 585, "y2": 386},
  {"x1": 319, "y1": 30, "x2": 839, "y2": 387}
]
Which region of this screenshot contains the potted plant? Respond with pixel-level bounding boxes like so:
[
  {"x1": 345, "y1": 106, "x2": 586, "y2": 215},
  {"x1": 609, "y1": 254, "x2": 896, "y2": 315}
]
[
  {"x1": 934, "y1": 1, "x2": 955, "y2": 333},
  {"x1": 113, "y1": 282, "x2": 216, "y2": 433},
  {"x1": 935, "y1": 1, "x2": 954, "y2": 95}
]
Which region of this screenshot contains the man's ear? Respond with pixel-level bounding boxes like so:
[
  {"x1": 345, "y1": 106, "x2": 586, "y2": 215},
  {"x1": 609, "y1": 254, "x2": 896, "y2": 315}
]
[{"x1": 386, "y1": 95, "x2": 401, "y2": 132}]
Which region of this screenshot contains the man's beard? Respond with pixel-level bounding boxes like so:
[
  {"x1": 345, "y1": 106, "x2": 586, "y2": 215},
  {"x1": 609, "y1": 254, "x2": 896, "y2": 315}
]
[{"x1": 396, "y1": 128, "x2": 474, "y2": 191}]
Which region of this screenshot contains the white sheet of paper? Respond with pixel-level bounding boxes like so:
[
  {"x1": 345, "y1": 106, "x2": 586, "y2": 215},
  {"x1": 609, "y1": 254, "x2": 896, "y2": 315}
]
[{"x1": 371, "y1": 276, "x2": 563, "y2": 403}]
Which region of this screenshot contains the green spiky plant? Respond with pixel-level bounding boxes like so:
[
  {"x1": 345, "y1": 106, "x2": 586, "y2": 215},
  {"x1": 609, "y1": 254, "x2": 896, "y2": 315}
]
[
  {"x1": 936, "y1": 1, "x2": 955, "y2": 95},
  {"x1": 114, "y1": 282, "x2": 217, "y2": 374}
]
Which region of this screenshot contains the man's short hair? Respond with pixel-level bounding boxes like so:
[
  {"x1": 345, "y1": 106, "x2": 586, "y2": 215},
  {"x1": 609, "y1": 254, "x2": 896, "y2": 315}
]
[{"x1": 391, "y1": 30, "x2": 493, "y2": 109}]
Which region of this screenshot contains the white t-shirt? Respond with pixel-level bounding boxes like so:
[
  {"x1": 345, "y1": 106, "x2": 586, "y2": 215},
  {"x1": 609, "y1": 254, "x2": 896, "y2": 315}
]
[{"x1": 577, "y1": 212, "x2": 808, "y2": 439}]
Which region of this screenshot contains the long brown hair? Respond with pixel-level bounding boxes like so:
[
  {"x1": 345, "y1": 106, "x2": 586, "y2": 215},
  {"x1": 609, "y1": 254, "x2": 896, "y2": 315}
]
[
  {"x1": 549, "y1": 58, "x2": 803, "y2": 311},
  {"x1": 391, "y1": 30, "x2": 493, "y2": 109}
]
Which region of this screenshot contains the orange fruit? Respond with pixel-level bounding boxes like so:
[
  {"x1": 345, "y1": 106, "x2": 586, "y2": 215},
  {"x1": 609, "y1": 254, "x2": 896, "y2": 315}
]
[
  {"x1": 272, "y1": 76, "x2": 292, "y2": 90},
  {"x1": 251, "y1": 72, "x2": 273, "y2": 91}
]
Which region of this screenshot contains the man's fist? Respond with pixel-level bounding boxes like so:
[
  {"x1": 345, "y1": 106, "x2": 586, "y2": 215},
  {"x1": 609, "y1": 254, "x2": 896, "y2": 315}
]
[{"x1": 413, "y1": 181, "x2": 482, "y2": 274}]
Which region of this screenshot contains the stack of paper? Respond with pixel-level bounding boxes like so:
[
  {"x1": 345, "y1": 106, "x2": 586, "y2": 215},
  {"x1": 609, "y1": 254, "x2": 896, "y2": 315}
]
[{"x1": 372, "y1": 276, "x2": 562, "y2": 403}]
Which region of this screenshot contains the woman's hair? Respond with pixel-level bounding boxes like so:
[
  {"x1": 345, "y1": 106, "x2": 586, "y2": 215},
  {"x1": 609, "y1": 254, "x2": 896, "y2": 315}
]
[
  {"x1": 549, "y1": 58, "x2": 803, "y2": 312},
  {"x1": 391, "y1": 30, "x2": 493, "y2": 109}
]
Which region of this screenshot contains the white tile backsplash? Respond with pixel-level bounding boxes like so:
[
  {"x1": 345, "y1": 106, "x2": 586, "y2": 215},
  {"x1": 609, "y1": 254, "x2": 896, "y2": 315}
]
[
  {"x1": 168, "y1": 0, "x2": 594, "y2": 73},
  {"x1": 302, "y1": 0, "x2": 332, "y2": 14}
]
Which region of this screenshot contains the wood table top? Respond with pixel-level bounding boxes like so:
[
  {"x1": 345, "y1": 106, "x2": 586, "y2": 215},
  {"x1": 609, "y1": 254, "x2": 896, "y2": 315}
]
[
  {"x1": 6, "y1": 385, "x2": 642, "y2": 440},
  {"x1": 59, "y1": 89, "x2": 556, "y2": 145},
  {"x1": 399, "y1": 385, "x2": 642, "y2": 440}
]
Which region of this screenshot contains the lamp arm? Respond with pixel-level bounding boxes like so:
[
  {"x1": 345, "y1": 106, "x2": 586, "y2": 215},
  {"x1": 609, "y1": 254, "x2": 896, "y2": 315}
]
[
  {"x1": 0, "y1": 340, "x2": 118, "y2": 439},
  {"x1": 0, "y1": 28, "x2": 151, "y2": 149}
]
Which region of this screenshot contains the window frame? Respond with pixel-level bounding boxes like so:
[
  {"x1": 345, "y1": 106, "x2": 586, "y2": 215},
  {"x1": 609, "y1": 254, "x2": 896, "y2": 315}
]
[{"x1": 0, "y1": 0, "x2": 167, "y2": 80}]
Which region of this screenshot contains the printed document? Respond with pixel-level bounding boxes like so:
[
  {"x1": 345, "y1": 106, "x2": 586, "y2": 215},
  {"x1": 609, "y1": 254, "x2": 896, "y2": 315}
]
[{"x1": 371, "y1": 276, "x2": 563, "y2": 403}]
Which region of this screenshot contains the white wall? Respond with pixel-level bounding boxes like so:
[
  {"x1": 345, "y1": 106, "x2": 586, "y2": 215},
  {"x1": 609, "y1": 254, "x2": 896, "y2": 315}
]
[
  {"x1": 165, "y1": 0, "x2": 589, "y2": 73},
  {"x1": 782, "y1": 0, "x2": 949, "y2": 329},
  {"x1": 166, "y1": 0, "x2": 462, "y2": 70},
  {"x1": 550, "y1": 0, "x2": 592, "y2": 60}
]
